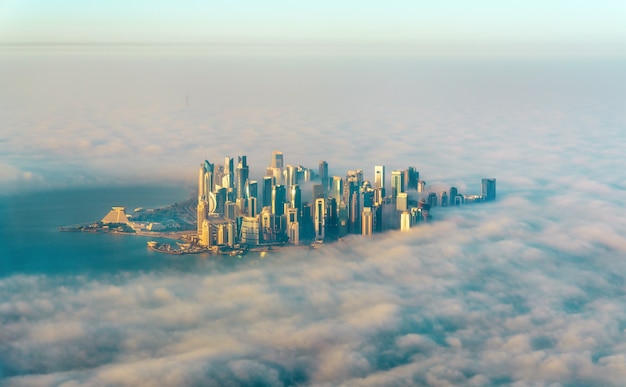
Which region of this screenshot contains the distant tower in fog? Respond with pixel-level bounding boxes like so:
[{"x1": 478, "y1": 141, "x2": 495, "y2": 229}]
[
  {"x1": 482, "y1": 178, "x2": 496, "y2": 202},
  {"x1": 449, "y1": 186, "x2": 458, "y2": 206},
  {"x1": 271, "y1": 150, "x2": 284, "y2": 169}
]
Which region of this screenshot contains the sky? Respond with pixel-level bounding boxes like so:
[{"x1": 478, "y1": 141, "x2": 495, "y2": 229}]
[
  {"x1": 2, "y1": 2, "x2": 626, "y2": 386},
  {"x1": 1, "y1": 0, "x2": 626, "y2": 51}
]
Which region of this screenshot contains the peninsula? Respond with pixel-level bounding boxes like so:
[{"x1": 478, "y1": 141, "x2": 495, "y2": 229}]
[{"x1": 60, "y1": 151, "x2": 496, "y2": 255}]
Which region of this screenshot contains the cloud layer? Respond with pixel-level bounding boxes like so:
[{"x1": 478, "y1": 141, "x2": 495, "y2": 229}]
[
  {"x1": 3, "y1": 196, "x2": 626, "y2": 386},
  {"x1": 2, "y1": 47, "x2": 626, "y2": 385}
]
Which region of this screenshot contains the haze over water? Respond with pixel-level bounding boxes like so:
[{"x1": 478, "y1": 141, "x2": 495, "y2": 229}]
[{"x1": 2, "y1": 45, "x2": 626, "y2": 385}]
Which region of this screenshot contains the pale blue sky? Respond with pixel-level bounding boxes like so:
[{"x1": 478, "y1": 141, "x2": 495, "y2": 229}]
[{"x1": 1, "y1": 0, "x2": 625, "y2": 50}]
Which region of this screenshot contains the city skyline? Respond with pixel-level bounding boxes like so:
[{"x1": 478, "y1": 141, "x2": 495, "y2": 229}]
[
  {"x1": 194, "y1": 149, "x2": 495, "y2": 249},
  {"x1": 1, "y1": 5, "x2": 626, "y2": 383}
]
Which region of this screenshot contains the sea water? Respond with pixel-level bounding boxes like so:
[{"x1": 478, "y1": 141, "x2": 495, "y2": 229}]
[{"x1": 0, "y1": 185, "x2": 252, "y2": 278}]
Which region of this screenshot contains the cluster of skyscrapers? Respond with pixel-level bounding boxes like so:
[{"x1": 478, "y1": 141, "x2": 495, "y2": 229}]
[{"x1": 196, "y1": 151, "x2": 495, "y2": 248}]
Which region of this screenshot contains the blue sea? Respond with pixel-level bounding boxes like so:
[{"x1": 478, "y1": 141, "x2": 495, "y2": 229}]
[{"x1": 0, "y1": 185, "x2": 250, "y2": 278}]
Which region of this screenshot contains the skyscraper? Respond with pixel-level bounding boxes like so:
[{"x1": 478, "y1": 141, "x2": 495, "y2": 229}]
[
  {"x1": 314, "y1": 197, "x2": 326, "y2": 241},
  {"x1": 404, "y1": 166, "x2": 418, "y2": 191},
  {"x1": 427, "y1": 192, "x2": 438, "y2": 207},
  {"x1": 198, "y1": 164, "x2": 206, "y2": 201},
  {"x1": 396, "y1": 192, "x2": 408, "y2": 211},
  {"x1": 400, "y1": 211, "x2": 412, "y2": 231},
  {"x1": 236, "y1": 156, "x2": 249, "y2": 199},
  {"x1": 482, "y1": 178, "x2": 496, "y2": 201},
  {"x1": 262, "y1": 176, "x2": 273, "y2": 207},
  {"x1": 449, "y1": 186, "x2": 458, "y2": 206},
  {"x1": 441, "y1": 191, "x2": 448, "y2": 207},
  {"x1": 330, "y1": 176, "x2": 343, "y2": 203},
  {"x1": 391, "y1": 170, "x2": 404, "y2": 199},
  {"x1": 319, "y1": 160, "x2": 329, "y2": 192},
  {"x1": 362, "y1": 207, "x2": 373, "y2": 235},
  {"x1": 223, "y1": 157, "x2": 234, "y2": 189},
  {"x1": 204, "y1": 160, "x2": 215, "y2": 195},
  {"x1": 290, "y1": 184, "x2": 302, "y2": 215},
  {"x1": 374, "y1": 165, "x2": 385, "y2": 190},
  {"x1": 272, "y1": 185, "x2": 286, "y2": 216},
  {"x1": 271, "y1": 150, "x2": 284, "y2": 169}
]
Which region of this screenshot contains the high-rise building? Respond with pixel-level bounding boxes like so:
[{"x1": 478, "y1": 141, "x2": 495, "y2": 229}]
[
  {"x1": 284, "y1": 165, "x2": 297, "y2": 189},
  {"x1": 224, "y1": 201, "x2": 238, "y2": 220},
  {"x1": 441, "y1": 191, "x2": 448, "y2": 207},
  {"x1": 391, "y1": 170, "x2": 404, "y2": 199},
  {"x1": 417, "y1": 180, "x2": 426, "y2": 193},
  {"x1": 362, "y1": 207, "x2": 373, "y2": 235},
  {"x1": 396, "y1": 192, "x2": 408, "y2": 211},
  {"x1": 404, "y1": 166, "x2": 418, "y2": 191},
  {"x1": 374, "y1": 165, "x2": 385, "y2": 190},
  {"x1": 271, "y1": 150, "x2": 284, "y2": 169},
  {"x1": 372, "y1": 205, "x2": 383, "y2": 233},
  {"x1": 291, "y1": 184, "x2": 302, "y2": 215},
  {"x1": 247, "y1": 180, "x2": 258, "y2": 199},
  {"x1": 240, "y1": 216, "x2": 260, "y2": 245},
  {"x1": 222, "y1": 157, "x2": 234, "y2": 189},
  {"x1": 362, "y1": 186, "x2": 374, "y2": 208},
  {"x1": 312, "y1": 184, "x2": 325, "y2": 200},
  {"x1": 288, "y1": 222, "x2": 300, "y2": 245},
  {"x1": 235, "y1": 156, "x2": 249, "y2": 199},
  {"x1": 197, "y1": 201, "x2": 207, "y2": 235},
  {"x1": 319, "y1": 160, "x2": 329, "y2": 192},
  {"x1": 449, "y1": 186, "x2": 458, "y2": 206},
  {"x1": 248, "y1": 196, "x2": 258, "y2": 217},
  {"x1": 482, "y1": 178, "x2": 496, "y2": 202},
  {"x1": 427, "y1": 192, "x2": 438, "y2": 207},
  {"x1": 400, "y1": 211, "x2": 412, "y2": 231},
  {"x1": 272, "y1": 185, "x2": 286, "y2": 216},
  {"x1": 198, "y1": 164, "x2": 206, "y2": 201},
  {"x1": 262, "y1": 176, "x2": 273, "y2": 207},
  {"x1": 330, "y1": 176, "x2": 343, "y2": 203},
  {"x1": 325, "y1": 197, "x2": 338, "y2": 240},
  {"x1": 204, "y1": 160, "x2": 215, "y2": 195},
  {"x1": 337, "y1": 203, "x2": 349, "y2": 237},
  {"x1": 349, "y1": 190, "x2": 360, "y2": 234},
  {"x1": 201, "y1": 219, "x2": 212, "y2": 246},
  {"x1": 215, "y1": 187, "x2": 227, "y2": 216},
  {"x1": 314, "y1": 197, "x2": 326, "y2": 241}
]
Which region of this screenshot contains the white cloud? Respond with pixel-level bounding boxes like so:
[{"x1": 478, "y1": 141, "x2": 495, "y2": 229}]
[{"x1": 2, "y1": 48, "x2": 626, "y2": 385}]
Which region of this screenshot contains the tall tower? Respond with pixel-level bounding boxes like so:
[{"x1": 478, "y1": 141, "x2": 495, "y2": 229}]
[
  {"x1": 450, "y1": 186, "x2": 458, "y2": 206},
  {"x1": 223, "y1": 157, "x2": 234, "y2": 189},
  {"x1": 198, "y1": 164, "x2": 206, "y2": 201},
  {"x1": 291, "y1": 184, "x2": 302, "y2": 216},
  {"x1": 262, "y1": 176, "x2": 274, "y2": 207},
  {"x1": 204, "y1": 160, "x2": 215, "y2": 195},
  {"x1": 391, "y1": 170, "x2": 405, "y2": 199},
  {"x1": 314, "y1": 197, "x2": 326, "y2": 241},
  {"x1": 400, "y1": 211, "x2": 411, "y2": 231},
  {"x1": 236, "y1": 156, "x2": 249, "y2": 199},
  {"x1": 271, "y1": 150, "x2": 284, "y2": 169},
  {"x1": 319, "y1": 160, "x2": 329, "y2": 192},
  {"x1": 197, "y1": 201, "x2": 207, "y2": 235},
  {"x1": 374, "y1": 165, "x2": 385, "y2": 190},
  {"x1": 482, "y1": 178, "x2": 496, "y2": 201},
  {"x1": 330, "y1": 176, "x2": 343, "y2": 203},
  {"x1": 404, "y1": 166, "x2": 418, "y2": 191},
  {"x1": 272, "y1": 185, "x2": 286, "y2": 216},
  {"x1": 362, "y1": 207, "x2": 373, "y2": 236}
]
